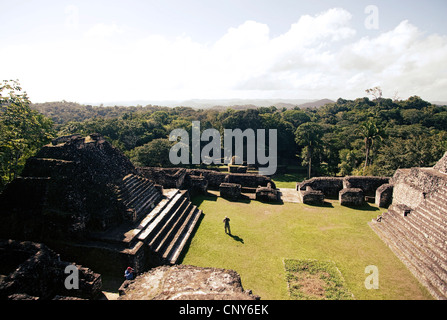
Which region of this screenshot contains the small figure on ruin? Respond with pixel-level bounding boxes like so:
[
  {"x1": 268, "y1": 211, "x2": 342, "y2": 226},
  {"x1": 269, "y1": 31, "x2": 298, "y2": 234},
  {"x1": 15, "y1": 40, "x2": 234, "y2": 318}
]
[{"x1": 124, "y1": 267, "x2": 134, "y2": 280}]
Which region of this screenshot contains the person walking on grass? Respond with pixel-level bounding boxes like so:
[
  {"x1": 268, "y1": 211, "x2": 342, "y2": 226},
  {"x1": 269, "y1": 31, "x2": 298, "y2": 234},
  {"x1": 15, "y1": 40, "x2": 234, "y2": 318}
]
[{"x1": 223, "y1": 216, "x2": 231, "y2": 235}]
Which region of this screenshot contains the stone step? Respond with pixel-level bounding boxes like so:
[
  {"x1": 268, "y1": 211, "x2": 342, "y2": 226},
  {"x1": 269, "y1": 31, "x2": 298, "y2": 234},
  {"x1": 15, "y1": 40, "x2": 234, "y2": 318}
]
[
  {"x1": 122, "y1": 181, "x2": 154, "y2": 208},
  {"x1": 424, "y1": 198, "x2": 447, "y2": 223},
  {"x1": 137, "y1": 192, "x2": 184, "y2": 243},
  {"x1": 407, "y1": 208, "x2": 447, "y2": 249},
  {"x1": 97, "y1": 189, "x2": 179, "y2": 249},
  {"x1": 369, "y1": 220, "x2": 447, "y2": 300},
  {"x1": 121, "y1": 179, "x2": 154, "y2": 207},
  {"x1": 131, "y1": 186, "x2": 160, "y2": 218},
  {"x1": 385, "y1": 210, "x2": 447, "y2": 272},
  {"x1": 137, "y1": 189, "x2": 179, "y2": 231},
  {"x1": 165, "y1": 208, "x2": 202, "y2": 264},
  {"x1": 405, "y1": 210, "x2": 447, "y2": 252},
  {"x1": 416, "y1": 205, "x2": 447, "y2": 234},
  {"x1": 148, "y1": 197, "x2": 190, "y2": 251},
  {"x1": 153, "y1": 201, "x2": 193, "y2": 256},
  {"x1": 121, "y1": 174, "x2": 144, "y2": 197}
]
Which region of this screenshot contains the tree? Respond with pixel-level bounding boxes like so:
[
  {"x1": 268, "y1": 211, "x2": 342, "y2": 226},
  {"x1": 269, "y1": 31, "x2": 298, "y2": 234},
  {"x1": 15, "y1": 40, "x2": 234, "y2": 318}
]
[
  {"x1": 366, "y1": 86, "x2": 382, "y2": 104},
  {"x1": 357, "y1": 119, "x2": 384, "y2": 169},
  {"x1": 127, "y1": 138, "x2": 174, "y2": 167},
  {"x1": 0, "y1": 80, "x2": 55, "y2": 188},
  {"x1": 295, "y1": 122, "x2": 324, "y2": 178}
]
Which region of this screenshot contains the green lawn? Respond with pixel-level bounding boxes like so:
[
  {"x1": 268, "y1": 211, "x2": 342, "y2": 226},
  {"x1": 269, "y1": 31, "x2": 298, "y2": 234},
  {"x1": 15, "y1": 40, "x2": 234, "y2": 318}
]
[{"x1": 181, "y1": 194, "x2": 433, "y2": 300}]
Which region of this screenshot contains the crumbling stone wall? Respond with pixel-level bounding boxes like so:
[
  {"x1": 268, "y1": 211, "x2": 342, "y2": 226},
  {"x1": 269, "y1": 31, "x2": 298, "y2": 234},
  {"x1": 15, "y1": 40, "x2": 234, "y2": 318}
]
[
  {"x1": 297, "y1": 177, "x2": 344, "y2": 198},
  {"x1": 137, "y1": 167, "x2": 186, "y2": 189},
  {"x1": 298, "y1": 176, "x2": 390, "y2": 201},
  {"x1": 219, "y1": 183, "x2": 241, "y2": 200},
  {"x1": 299, "y1": 186, "x2": 324, "y2": 205},
  {"x1": 343, "y1": 176, "x2": 389, "y2": 196},
  {"x1": 339, "y1": 188, "x2": 364, "y2": 206},
  {"x1": 255, "y1": 183, "x2": 279, "y2": 202},
  {"x1": 139, "y1": 167, "x2": 276, "y2": 191},
  {"x1": 375, "y1": 184, "x2": 394, "y2": 208},
  {"x1": 184, "y1": 174, "x2": 208, "y2": 196}
]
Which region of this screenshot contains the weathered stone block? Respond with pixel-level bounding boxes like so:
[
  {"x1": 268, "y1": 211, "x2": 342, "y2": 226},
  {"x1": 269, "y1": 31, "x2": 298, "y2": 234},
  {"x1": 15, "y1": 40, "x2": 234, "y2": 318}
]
[
  {"x1": 343, "y1": 176, "x2": 389, "y2": 196},
  {"x1": 219, "y1": 183, "x2": 241, "y2": 199},
  {"x1": 299, "y1": 186, "x2": 325, "y2": 205},
  {"x1": 255, "y1": 184, "x2": 279, "y2": 202},
  {"x1": 298, "y1": 177, "x2": 344, "y2": 198},
  {"x1": 375, "y1": 183, "x2": 393, "y2": 208},
  {"x1": 339, "y1": 188, "x2": 364, "y2": 206}
]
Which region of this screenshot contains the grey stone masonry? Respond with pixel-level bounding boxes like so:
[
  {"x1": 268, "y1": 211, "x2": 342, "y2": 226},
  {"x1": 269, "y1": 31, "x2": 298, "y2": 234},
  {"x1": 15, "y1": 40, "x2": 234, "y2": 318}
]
[
  {"x1": 339, "y1": 188, "x2": 364, "y2": 206},
  {"x1": 369, "y1": 152, "x2": 447, "y2": 299},
  {"x1": 219, "y1": 183, "x2": 242, "y2": 200},
  {"x1": 299, "y1": 186, "x2": 325, "y2": 205},
  {"x1": 375, "y1": 183, "x2": 394, "y2": 208}
]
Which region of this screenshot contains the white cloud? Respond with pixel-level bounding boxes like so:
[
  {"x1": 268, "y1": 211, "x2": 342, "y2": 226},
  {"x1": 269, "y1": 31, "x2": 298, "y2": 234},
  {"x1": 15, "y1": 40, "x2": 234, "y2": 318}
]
[
  {"x1": 2, "y1": 8, "x2": 447, "y2": 103},
  {"x1": 85, "y1": 23, "x2": 125, "y2": 38}
]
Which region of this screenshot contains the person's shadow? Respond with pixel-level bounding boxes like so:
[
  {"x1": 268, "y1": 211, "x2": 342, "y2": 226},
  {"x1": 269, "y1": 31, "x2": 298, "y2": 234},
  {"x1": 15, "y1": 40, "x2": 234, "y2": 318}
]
[{"x1": 228, "y1": 233, "x2": 244, "y2": 244}]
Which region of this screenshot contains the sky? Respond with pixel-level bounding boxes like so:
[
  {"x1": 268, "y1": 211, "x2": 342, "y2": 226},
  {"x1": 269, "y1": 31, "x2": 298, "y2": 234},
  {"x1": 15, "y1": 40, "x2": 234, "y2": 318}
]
[{"x1": 1, "y1": 0, "x2": 447, "y2": 104}]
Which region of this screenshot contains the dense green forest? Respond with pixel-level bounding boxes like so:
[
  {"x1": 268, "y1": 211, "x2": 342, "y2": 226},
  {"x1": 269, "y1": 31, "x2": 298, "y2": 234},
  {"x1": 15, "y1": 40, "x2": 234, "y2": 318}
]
[{"x1": 1, "y1": 80, "x2": 447, "y2": 190}]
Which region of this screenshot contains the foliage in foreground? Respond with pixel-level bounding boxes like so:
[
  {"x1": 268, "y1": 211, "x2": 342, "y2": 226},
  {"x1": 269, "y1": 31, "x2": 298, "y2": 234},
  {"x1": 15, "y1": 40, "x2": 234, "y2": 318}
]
[{"x1": 0, "y1": 80, "x2": 55, "y2": 189}]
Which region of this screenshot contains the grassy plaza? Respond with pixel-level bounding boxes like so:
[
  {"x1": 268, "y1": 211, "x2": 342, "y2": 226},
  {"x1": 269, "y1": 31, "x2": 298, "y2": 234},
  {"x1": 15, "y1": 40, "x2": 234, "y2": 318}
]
[{"x1": 182, "y1": 193, "x2": 433, "y2": 300}]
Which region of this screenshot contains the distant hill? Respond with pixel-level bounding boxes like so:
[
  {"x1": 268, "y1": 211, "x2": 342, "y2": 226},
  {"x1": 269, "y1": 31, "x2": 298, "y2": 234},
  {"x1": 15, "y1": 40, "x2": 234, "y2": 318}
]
[
  {"x1": 31, "y1": 98, "x2": 337, "y2": 124},
  {"x1": 208, "y1": 99, "x2": 335, "y2": 110},
  {"x1": 83, "y1": 98, "x2": 325, "y2": 109},
  {"x1": 295, "y1": 99, "x2": 335, "y2": 109},
  {"x1": 432, "y1": 101, "x2": 447, "y2": 106},
  {"x1": 163, "y1": 98, "x2": 316, "y2": 109}
]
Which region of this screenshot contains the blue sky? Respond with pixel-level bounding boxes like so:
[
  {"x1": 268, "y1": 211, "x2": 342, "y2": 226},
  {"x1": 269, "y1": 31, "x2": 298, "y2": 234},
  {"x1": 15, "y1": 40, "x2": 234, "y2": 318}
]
[{"x1": 1, "y1": 0, "x2": 447, "y2": 104}]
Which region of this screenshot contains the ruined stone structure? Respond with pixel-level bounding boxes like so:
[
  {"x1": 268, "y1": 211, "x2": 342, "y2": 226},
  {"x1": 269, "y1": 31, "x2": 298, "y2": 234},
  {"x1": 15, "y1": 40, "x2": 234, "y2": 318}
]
[
  {"x1": 297, "y1": 176, "x2": 390, "y2": 206},
  {"x1": 297, "y1": 177, "x2": 344, "y2": 199},
  {"x1": 219, "y1": 183, "x2": 242, "y2": 200},
  {"x1": 339, "y1": 188, "x2": 364, "y2": 206},
  {"x1": 255, "y1": 183, "x2": 280, "y2": 202},
  {"x1": 0, "y1": 240, "x2": 101, "y2": 300},
  {"x1": 375, "y1": 184, "x2": 394, "y2": 208},
  {"x1": 118, "y1": 264, "x2": 259, "y2": 300},
  {"x1": 0, "y1": 134, "x2": 202, "y2": 277},
  {"x1": 369, "y1": 152, "x2": 447, "y2": 299},
  {"x1": 138, "y1": 166, "x2": 280, "y2": 202},
  {"x1": 298, "y1": 186, "x2": 325, "y2": 205}
]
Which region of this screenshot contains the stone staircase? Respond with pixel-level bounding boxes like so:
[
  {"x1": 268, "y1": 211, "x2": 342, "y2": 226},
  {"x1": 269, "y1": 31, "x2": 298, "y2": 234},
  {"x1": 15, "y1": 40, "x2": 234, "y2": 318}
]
[
  {"x1": 369, "y1": 183, "x2": 447, "y2": 300},
  {"x1": 118, "y1": 174, "x2": 162, "y2": 222},
  {"x1": 89, "y1": 174, "x2": 202, "y2": 267}
]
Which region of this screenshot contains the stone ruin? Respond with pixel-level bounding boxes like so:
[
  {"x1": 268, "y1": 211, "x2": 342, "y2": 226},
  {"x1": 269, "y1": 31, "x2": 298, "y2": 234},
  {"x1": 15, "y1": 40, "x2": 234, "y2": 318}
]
[
  {"x1": 0, "y1": 239, "x2": 101, "y2": 300},
  {"x1": 118, "y1": 264, "x2": 259, "y2": 300},
  {"x1": 369, "y1": 152, "x2": 447, "y2": 299},
  {"x1": 138, "y1": 166, "x2": 280, "y2": 202},
  {"x1": 0, "y1": 135, "x2": 203, "y2": 293},
  {"x1": 297, "y1": 176, "x2": 390, "y2": 207},
  {"x1": 0, "y1": 134, "x2": 261, "y2": 300},
  {"x1": 255, "y1": 182, "x2": 280, "y2": 202},
  {"x1": 219, "y1": 182, "x2": 242, "y2": 200}
]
